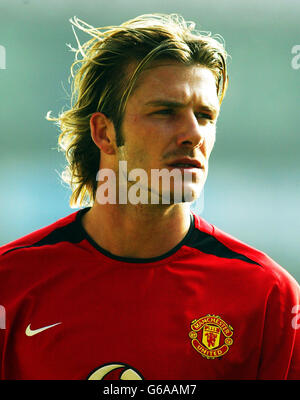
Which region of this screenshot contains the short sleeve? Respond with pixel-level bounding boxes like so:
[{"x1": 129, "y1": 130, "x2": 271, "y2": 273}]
[{"x1": 257, "y1": 271, "x2": 300, "y2": 379}]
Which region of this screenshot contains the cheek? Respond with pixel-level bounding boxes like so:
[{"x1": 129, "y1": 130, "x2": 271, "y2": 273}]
[
  {"x1": 206, "y1": 128, "x2": 216, "y2": 157},
  {"x1": 123, "y1": 114, "x2": 153, "y2": 142},
  {"x1": 122, "y1": 141, "x2": 151, "y2": 170},
  {"x1": 208, "y1": 137, "x2": 216, "y2": 155}
]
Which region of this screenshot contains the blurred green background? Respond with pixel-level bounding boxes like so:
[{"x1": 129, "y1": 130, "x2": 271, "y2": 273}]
[{"x1": 0, "y1": 0, "x2": 299, "y2": 282}]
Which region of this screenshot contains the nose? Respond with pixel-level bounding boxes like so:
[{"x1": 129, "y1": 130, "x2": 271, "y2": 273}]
[{"x1": 176, "y1": 111, "x2": 205, "y2": 149}]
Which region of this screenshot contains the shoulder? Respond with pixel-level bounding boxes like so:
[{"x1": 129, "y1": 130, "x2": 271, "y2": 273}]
[
  {"x1": 0, "y1": 209, "x2": 83, "y2": 260},
  {"x1": 0, "y1": 209, "x2": 90, "y2": 304},
  {"x1": 192, "y1": 213, "x2": 299, "y2": 295}
]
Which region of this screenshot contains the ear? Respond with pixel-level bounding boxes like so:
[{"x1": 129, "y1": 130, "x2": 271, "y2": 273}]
[{"x1": 90, "y1": 112, "x2": 116, "y2": 155}]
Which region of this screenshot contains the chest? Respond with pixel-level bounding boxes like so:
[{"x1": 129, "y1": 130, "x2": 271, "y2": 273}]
[{"x1": 3, "y1": 264, "x2": 263, "y2": 379}]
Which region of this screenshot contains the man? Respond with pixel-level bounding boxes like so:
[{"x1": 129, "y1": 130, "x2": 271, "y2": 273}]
[{"x1": 0, "y1": 14, "x2": 299, "y2": 380}]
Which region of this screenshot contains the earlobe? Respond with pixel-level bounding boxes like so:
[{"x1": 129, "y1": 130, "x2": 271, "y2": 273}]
[{"x1": 90, "y1": 112, "x2": 116, "y2": 155}]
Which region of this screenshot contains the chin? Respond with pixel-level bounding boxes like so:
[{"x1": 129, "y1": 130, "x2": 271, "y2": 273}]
[{"x1": 159, "y1": 182, "x2": 204, "y2": 204}]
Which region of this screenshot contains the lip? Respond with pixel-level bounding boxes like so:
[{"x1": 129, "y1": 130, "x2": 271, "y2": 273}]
[{"x1": 167, "y1": 158, "x2": 204, "y2": 169}]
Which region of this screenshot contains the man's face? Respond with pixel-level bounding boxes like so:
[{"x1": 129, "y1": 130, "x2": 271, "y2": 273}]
[{"x1": 116, "y1": 61, "x2": 220, "y2": 204}]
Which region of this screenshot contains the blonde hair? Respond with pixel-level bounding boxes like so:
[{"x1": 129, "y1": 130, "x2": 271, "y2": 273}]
[{"x1": 47, "y1": 13, "x2": 229, "y2": 208}]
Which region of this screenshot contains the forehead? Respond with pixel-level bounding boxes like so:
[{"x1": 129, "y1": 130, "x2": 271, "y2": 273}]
[{"x1": 128, "y1": 61, "x2": 219, "y2": 110}]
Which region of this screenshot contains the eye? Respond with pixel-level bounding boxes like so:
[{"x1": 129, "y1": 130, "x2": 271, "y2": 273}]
[
  {"x1": 153, "y1": 109, "x2": 174, "y2": 115},
  {"x1": 195, "y1": 112, "x2": 213, "y2": 120}
]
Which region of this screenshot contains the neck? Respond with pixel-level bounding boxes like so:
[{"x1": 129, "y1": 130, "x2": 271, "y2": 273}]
[{"x1": 81, "y1": 202, "x2": 192, "y2": 259}]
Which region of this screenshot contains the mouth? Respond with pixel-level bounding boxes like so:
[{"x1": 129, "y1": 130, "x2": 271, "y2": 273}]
[{"x1": 167, "y1": 158, "x2": 204, "y2": 170}]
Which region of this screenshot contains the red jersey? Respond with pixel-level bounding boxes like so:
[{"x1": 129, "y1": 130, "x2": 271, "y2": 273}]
[{"x1": 0, "y1": 208, "x2": 299, "y2": 379}]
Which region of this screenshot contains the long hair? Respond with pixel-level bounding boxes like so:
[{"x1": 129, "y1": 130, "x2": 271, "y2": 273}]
[{"x1": 47, "y1": 13, "x2": 229, "y2": 207}]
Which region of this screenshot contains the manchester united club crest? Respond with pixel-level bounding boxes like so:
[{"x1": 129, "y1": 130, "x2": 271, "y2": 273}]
[{"x1": 189, "y1": 314, "x2": 233, "y2": 359}]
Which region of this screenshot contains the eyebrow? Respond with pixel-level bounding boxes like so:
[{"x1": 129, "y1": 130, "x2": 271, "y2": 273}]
[{"x1": 144, "y1": 99, "x2": 219, "y2": 116}]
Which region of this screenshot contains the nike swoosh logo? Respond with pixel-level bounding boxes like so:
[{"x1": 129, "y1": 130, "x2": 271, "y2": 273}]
[{"x1": 25, "y1": 322, "x2": 62, "y2": 336}]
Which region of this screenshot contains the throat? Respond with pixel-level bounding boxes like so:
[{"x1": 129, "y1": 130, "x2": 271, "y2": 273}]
[{"x1": 81, "y1": 204, "x2": 192, "y2": 259}]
